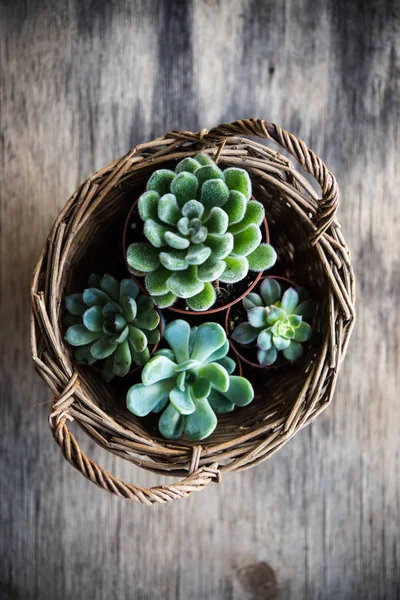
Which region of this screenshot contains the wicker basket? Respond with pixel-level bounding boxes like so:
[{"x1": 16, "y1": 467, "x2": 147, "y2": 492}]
[{"x1": 31, "y1": 119, "x2": 355, "y2": 504}]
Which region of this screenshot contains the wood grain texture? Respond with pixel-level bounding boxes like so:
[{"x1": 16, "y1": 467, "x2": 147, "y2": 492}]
[{"x1": 1, "y1": 0, "x2": 399, "y2": 598}]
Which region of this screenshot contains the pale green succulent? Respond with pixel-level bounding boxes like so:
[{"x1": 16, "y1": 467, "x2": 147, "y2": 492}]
[
  {"x1": 126, "y1": 319, "x2": 254, "y2": 440},
  {"x1": 231, "y1": 278, "x2": 313, "y2": 366},
  {"x1": 64, "y1": 274, "x2": 160, "y2": 381},
  {"x1": 126, "y1": 154, "x2": 276, "y2": 311}
]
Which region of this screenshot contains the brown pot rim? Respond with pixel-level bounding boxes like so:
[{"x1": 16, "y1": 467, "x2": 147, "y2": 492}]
[
  {"x1": 122, "y1": 196, "x2": 271, "y2": 316},
  {"x1": 225, "y1": 275, "x2": 299, "y2": 369}
]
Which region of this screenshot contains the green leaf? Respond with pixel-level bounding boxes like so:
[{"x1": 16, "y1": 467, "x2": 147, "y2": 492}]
[
  {"x1": 208, "y1": 389, "x2": 235, "y2": 414},
  {"x1": 170, "y1": 387, "x2": 196, "y2": 415},
  {"x1": 200, "y1": 179, "x2": 229, "y2": 209},
  {"x1": 260, "y1": 278, "x2": 281, "y2": 307},
  {"x1": 127, "y1": 378, "x2": 176, "y2": 417},
  {"x1": 191, "y1": 378, "x2": 211, "y2": 400},
  {"x1": 288, "y1": 314, "x2": 302, "y2": 328},
  {"x1": 120, "y1": 278, "x2": 139, "y2": 301},
  {"x1": 248, "y1": 306, "x2": 269, "y2": 328},
  {"x1": 143, "y1": 327, "x2": 160, "y2": 345},
  {"x1": 102, "y1": 302, "x2": 120, "y2": 317},
  {"x1": 152, "y1": 397, "x2": 169, "y2": 413},
  {"x1": 177, "y1": 371, "x2": 186, "y2": 391},
  {"x1": 155, "y1": 348, "x2": 175, "y2": 361},
  {"x1": 174, "y1": 359, "x2": 201, "y2": 372},
  {"x1": 65, "y1": 293, "x2": 86, "y2": 316},
  {"x1": 82, "y1": 306, "x2": 103, "y2": 332},
  {"x1": 243, "y1": 293, "x2": 263, "y2": 310},
  {"x1": 101, "y1": 355, "x2": 115, "y2": 383},
  {"x1": 113, "y1": 340, "x2": 132, "y2": 377},
  {"x1": 224, "y1": 375, "x2": 254, "y2": 407},
  {"x1": 294, "y1": 300, "x2": 314, "y2": 321},
  {"x1": 164, "y1": 319, "x2": 191, "y2": 363},
  {"x1": 142, "y1": 355, "x2": 177, "y2": 386},
  {"x1": 186, "y1": 282, "x2": 216, "y2": 311},
  {"x1": 144, "y1": 219, "x2": 168, "y2": 248},
  {"x1": 127, "y1": 243, "x2": 160, "y2": 273},
  {"x1": 177, "y1": 217, "x2": 190, "y2": 235},
  {"x1": 224, "y1": 190, "x2": 247, "y2": 225},
  {"x1": 294, "y1": 322, "x2": 312, "y2": 342},
  {"x1": 196, "y1": 164, "x2": 224, "y2": 187},
  {"x1": 99, "y1": 274, "x2": 120, "y2": 302},
  {"x1": 207, "y1": 339, "x2": 229, "y2": 362},
  {"x1": 175, "y1": 157, "x2": 201, "y2": 174},
  {"x1": 283, "y1": 340, "x2": 304, "y2": 361},
  {"x1": 272, "y1": 335, "x2": 291, "y2": 350},
  {"x1": 229, "y1": 200, "x2": 264, "y2": 234},
  {"x1": 281, "y1": 288, "x2": 299, "y2": 314},
  {"x1": 185, "y1": 244, "x2": 212, "y2": 266},
  {"x1": 112, "y1": 325, "x2": 130, "y2": 345},
  {"x1": 219, "y1": 256, "x2": 249, "y2": 284},
  {"x1": 159, "y1": 249, "x2": 188, "y2": 271},
  {"x1": 65, "y1": 325, "x2": 101, "y2": 346},
  {"x1": 204, "y1": 207, "x2": 228, "y2": 234},
  {"x1": 181, "y1": 199, "x2": 204, "y2": 220},
  {"x1": 194, "y1": 153, "x2": 214, "y2": 166},
  {"x1": 216, "y1": 356, "x2": 236, "y2": 375},
  {"x1": 158, "y1": 193, "x2": 181, "y2": 225},
  {"x1": 145, "y1": 267, "x2": 170, "y2": 296},
  {"x1": 223, "y1": 167, "x2": 252, "y2": 201},
  {"x1": 138, "y1": 190, "x2": 159, "y2": 220},
  {"x1": 197, "y1": 363, "x2": 229, "y2": 392},
  {"x1": 171, "y1": 172, "x2": 198, "y2": 207},
  {"x1": 136, "y1": 294, "x2": 154, "y2": 312},
  {"x1": 128, "y1": 325, "x2": 147, "y2": 352},
  {"x1": 158, "y1": 403, "x2": 185, "y2": 439},
  {"x1": 267, "y1": 307, "x2": 287, "y2": 324},
  {"x1": 90, "y1": 336, "x2": 117, "y2": 359},
  {"x1": 257, "y1": 347, "x2": 278, "y2": 366},
  {"x1": 257, "y1": 329, "x2": 272, "y2": 350},
  {"x1": 231, "y1": 224, "x2": 262, "y2": 257},
  {"x1": 231, "y1": 323, "x2": 259, "y2": 344},
  {"x1": 134, "y1": 307, "x2": 160, "y2": 330},
  {"x1": 83, "y1": 288, "x2": 110, "y2": 307},
  {"x1": 197, "y1": 256, "x2": 226, "y2": 282},
  {"x1": 120, "y1": 295, "x2": 137, "y2": 322},
  {"x1": 164, "y1": 231, "x2": 190, "y2": 250},
  {"x1": 247, "y1": 244, "x2": 277, "y2": 271},
  {"x1": 130, "y1": 347, "x2": 150, "y2": 366},
  {"x1": 146, "y1": 169, "x2": 175, "y2": 196},
  {"x1": 154, "y1": 292, "x2": 177, "y2": 308},
  {"x1": 184, "y1": 397, "x2": 217, "y2": 441},
  {"x1": 206, "y1": 232, "x2": 233, "y2": 259},
  {"x1": 190, "y1": 225, "x2": 208, "y2": 244},
  {"x1": 73, "y1": 344, "x2": 97, "y2": 365},
  {"x1": 191, "y1": 322, "x2": 226, "y2": 363},
  {"x1": 167, "y1": 266, "x2": 205, "y2": 299}
]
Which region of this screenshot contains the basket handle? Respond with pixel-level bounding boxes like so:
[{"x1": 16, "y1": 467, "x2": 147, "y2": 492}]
[{"x1": 203, "y1": 118, "x2": 339, "y2": 244}]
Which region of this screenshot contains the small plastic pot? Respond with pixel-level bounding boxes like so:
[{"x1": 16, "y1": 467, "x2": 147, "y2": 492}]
[
  {"x1": 225, "y1": 275, "x2": 299, "y2": 369},
  {"x1": 122, "y1": 197, "x2": 271, "y2": 316}
]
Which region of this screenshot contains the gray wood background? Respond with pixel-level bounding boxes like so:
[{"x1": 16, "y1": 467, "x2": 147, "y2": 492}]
[{"x1": 1, "y1": 1, "x2": 399, "y2": 598}]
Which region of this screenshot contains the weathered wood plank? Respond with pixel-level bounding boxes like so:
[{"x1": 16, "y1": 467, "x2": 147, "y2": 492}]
[{"x1": 1, "y1": 1, "x2": 399, "y2": 599}]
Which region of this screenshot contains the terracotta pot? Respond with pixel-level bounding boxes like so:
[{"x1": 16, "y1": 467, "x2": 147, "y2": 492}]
[
  {"x1": 122, "y1": 197, "x2": 271, "y2": 316},
  {"x1": 225, "y1": 275, "x2": 299, "y2": 369}
]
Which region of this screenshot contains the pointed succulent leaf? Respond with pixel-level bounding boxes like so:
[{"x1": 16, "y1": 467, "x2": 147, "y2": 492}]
[
  {"x1": 128, "y1": 325, "x2": 147, "y2": 352},
  {"x1": 207, "y1": 339, "x2": 229, "y2": 362},
  {"x1": 157, "y1": 193, "x2": 181, "y2": 225},
  {"x1": 224, "y1": 376, "x2": 254, "y2": 406},
  {"x1": 146, "y1": 169, "x2": 175, "y2": 196},
  {"x1": 267, "y1": 307, "x2": 287, "y2": 324},
  {"x1": 102, "y1": 301, "x2": 120, "y2": 316},
  {"x1": 200, "y1": 179, "x2": 229, "y2": 209},
  {"x1": 219, "y1": 256, "x2": 249, "y2": 284},
  {"x1": 171, "y1": 172, "x2": 198, "y2": 207},
  {"x1": 142, "y1": 327, "x2": 160, "y2": 345},
  {"x1": 208, "y1": 389, "x2": 235, "y2": 414},
  {"x1": 186, "y1": 282, "x2": 216, "y2": 311},
  {"x1": 127, "y1": 378, "x2": 176, "y2": 417},
  {"x1": 142, "y1": 356, "x2": 177, "y2": 386},
  {"x1": 232, "y1": 322, "x2": 259, "y2": 344},
  {"x1": 73, "y1": 344, "x2": 97, "y2": 365},
  {"x1": 248, "y1": 306, "x2": 269, "y2": 328},
  {"x1": 194, "y1": 153, "x2": 214, "y2": 166},
  {"x1": 197, "y1": 363, "x2": 229, "y2": 392},
  {"x1": 272, "y1": 335, "x2": 291, "y2": 350},
  {"x1": 184, "y1": 397, "x2": 217, "y2": 440},
  {"x1": 191, "y1": 322, "x2": 226, "y2": 363},
  {"x1": 158, "y1": 403, "x2": 185, "y2": 439},
  {"x1": 83, "y1": 306, "x2": 103, "y2": 332},
  {"x1": 195, "y1": 164, "x2": 224, "y2": 187},
  {"x1": 83, "y1": 288, "x2": 110, "y2": 307},
  {"x1": 154, "y1": 291, "x2": 177, "y2": 308},
  {"x1": 288, "y1": 314, "x2": 302, "y2": 327},
  {"x1": 167, "y1": 266, "x2": 204, "y2": 299},
  {"x1": 257, "y1": 347, "x2": 278, "y2": 366},
  {"x1": 65, "y1": 325, "x2": 101, "y2": 346},
  {"x1": 294, "y1": 300, "x2": 314, "y2": 320},
  {"x1": 294, "y1": 321, "x2": 312, "y2": 342},
  {"x1": 65, "y1": 293, "x2": 86, "y2": 316},
  {"x1": 143, "y1": 219, "x2": 168, "y2": 248},
  {"x1": 231, "y1": 224, "x2": 261, "y2": 257},
  {"x1": 204, "y1": 207, "x2": 228, "y2": 234},
  {"x1": 99, "y1": 274, "x2": 120, "y2": 302},
  {"x1": 260, "y1": 278, "x2": 282, "y2": 305},
  {"x1": 138, "y1": 190, "x2": 159, "y2": 220},
  {"x1": 145, "y1": 267, "x2": 170, "y2": 296},
  {"x1": 164, "y1": 230, "x2": 190, "y2": 250},
  {"x1": 164, "y1": 319, "x2": 191, "y2": 363},
  {"x1": 181, "y1": 199, "x2": 204, "y2": 220},
  {"x1": 283, "y1": 340, "x2": 304, "y2": 361},
  {"x1": 134, "y1": 307, "x2": 159, "y2": 330},
  {"x1": 206, "y1": 232, "x2": 233, "y2": 259},
  {"x1": 243, "y1": 293, "x2": 264, "y2": 310},
  {"x1": 257, "y1": 329, "x2": 272, "y2": 350},
  {"x1": 197, "y1": 256, "x2": 226, "y2": 282},
  {"x1": 247, "y1": 244, "x2": 277, "y2": 271},
  {"x1": 127, "y1": 243, "x2": 160, "y2": 272},
  {"x1": 229, "y1": 200, "x2": 265, "y2": 234},
  {"x1": 101, "y1": 355, "x2": 115, "y2": 383},
  {"x1": 185, "y1": 244, "x2": 211, "y2": 266},
  {"x1": 120, "y1": 278, "x2": 139, "y2": 301},
  {"x1": 159, "y1": 249, "x2": 188, "y2": 271},
  {"x1": 110, "y1": 325, "x2": 129, "y2": 344},
  {"x1": 223, "y1": 167, "x2": 252, "y2": 201},
  {"x1": 224, "y1": 190, "x2": 247, "y2": 225},
  {"x1": 170, "y1": 387, "x2": 196, "y2": 415},
  {"x1": 281, "y1": 288, "x2": 299, "y2": 314},
  {"x1": 113, "y1": 340, "x2": 132, "y2": 377},
  {"x1": 136, "y1": 294, "x2": 154, "y2": 312},
  {"x1": 215, "y1": 356, "x2": 236, "y2": 375},
  {"x1": 120, "y1": 295, "x2": 137, "y2": 322},
  {"x1": 90, "y1": 336, "x2": 117, "y2": 359},
  {"x1": 175, "y1": 157, "x2": 201, "y2": 174},
  {"x1": 130, "y1": 347, "x2": 150, "y2": 366}
]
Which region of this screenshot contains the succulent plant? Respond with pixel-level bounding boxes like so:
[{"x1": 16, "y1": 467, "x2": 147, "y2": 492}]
[
  {"x1": 64, "y1": 274, "x2": 160, "y2": 381},
  {"x1": 231, "y1": 278, "x2": 313, "y2": 366},
  {"x1": 126, "y1": 154, "x2": 276, "y2": 311},
  {"x1": 126, "y1": 319, "x2": 254, "y2": 440}
]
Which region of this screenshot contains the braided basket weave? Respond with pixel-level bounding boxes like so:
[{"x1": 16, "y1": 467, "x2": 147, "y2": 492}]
[{"x1": 31, "y1": 119, "x2": 355, "y2": 504}]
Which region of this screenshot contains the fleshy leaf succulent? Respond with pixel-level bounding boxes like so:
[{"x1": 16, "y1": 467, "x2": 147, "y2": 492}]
[
  {"x1": 126, "y1": 320, "x2": 254, "y2": 440},
  {"x1": 64, "y1": 274, "x2": 160, "y2": 381},
  {"x1": 127, "y1": 154, "x2": 277, "y2": 311},
  {"x1": 231, "y1": 278, "x2": 313, "y2": 366}
]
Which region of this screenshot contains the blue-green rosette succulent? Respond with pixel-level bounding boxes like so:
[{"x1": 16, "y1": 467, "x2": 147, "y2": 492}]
[
  {"x1": 64, "y1": 274, "x2": 160, "y2": 381},
  {"x1": 231, "y1": 278, "x2": 313, "y2": 366},
  {"x1": 126, "y1": 154, "x2": 276, "y2": 311},
  {"x1": 126, "y1": 319, "x2": 254, "y2": 440}
]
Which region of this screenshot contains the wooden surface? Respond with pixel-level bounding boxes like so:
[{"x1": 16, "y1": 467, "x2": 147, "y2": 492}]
[{"x1": 1, "y1": 1, "x2": 399, "y2": 598}]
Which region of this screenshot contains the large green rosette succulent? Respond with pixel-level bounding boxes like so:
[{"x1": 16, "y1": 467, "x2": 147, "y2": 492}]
[
  {"x1": 126, "y1": 154, "x2": 276, "y2": 311},
  {"x1": 126, "y1": 319, "x2": 254, "y2": 440},
  {"x1": 64, "y1": 274, "x2": 160, "y2": 381}
]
